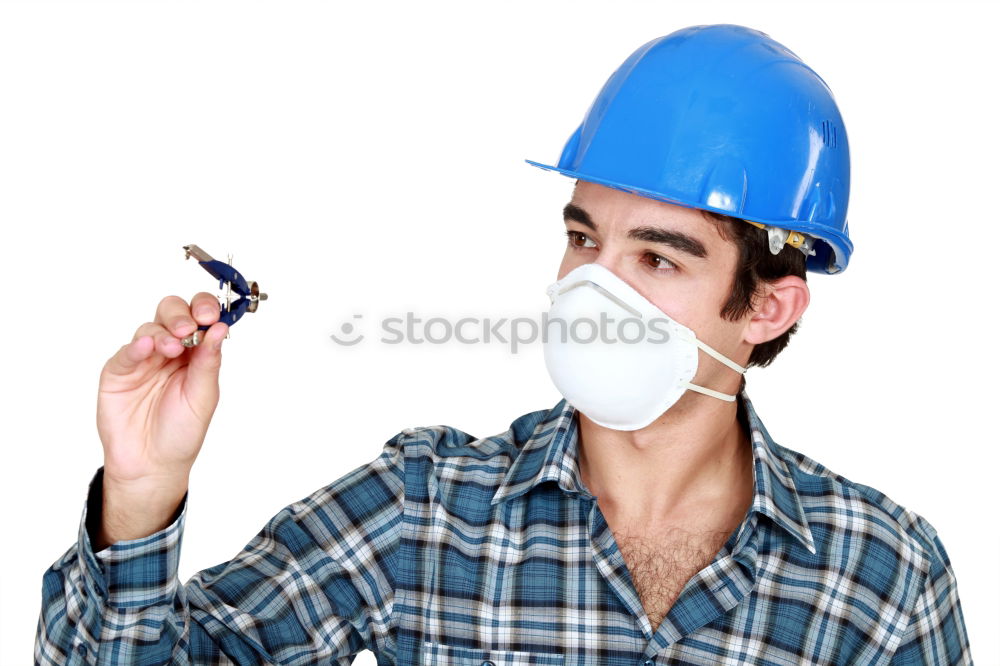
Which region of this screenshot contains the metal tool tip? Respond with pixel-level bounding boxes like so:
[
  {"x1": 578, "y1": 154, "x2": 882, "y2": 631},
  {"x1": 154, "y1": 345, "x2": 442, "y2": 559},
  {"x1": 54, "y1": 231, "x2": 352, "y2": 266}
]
[{"x1": 180, "y1": 330, "x2": 202, "y2": 348}]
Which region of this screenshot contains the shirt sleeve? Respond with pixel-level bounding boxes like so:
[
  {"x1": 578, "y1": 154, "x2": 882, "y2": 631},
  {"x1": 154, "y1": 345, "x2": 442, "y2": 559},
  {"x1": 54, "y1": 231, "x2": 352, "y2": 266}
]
[
  {"x1": 35, "y1": 432, "x2": 407, "y2": 665},
  {"x1": 889, "y1": 520, "x2": 973, "y2": 665}
]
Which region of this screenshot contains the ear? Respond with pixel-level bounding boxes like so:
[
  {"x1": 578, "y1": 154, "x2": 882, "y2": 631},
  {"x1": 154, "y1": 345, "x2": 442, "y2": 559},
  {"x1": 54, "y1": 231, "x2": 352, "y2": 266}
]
[{"x1": 743, "y1": 276, "x2": 810, "y2": 345}]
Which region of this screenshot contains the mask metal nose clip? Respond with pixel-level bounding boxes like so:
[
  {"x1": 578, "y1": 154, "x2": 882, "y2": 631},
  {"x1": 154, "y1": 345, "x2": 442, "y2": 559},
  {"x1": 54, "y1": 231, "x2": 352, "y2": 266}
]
[{"x1": 551, "y1": 278, "x2": 643, "y2": 318}]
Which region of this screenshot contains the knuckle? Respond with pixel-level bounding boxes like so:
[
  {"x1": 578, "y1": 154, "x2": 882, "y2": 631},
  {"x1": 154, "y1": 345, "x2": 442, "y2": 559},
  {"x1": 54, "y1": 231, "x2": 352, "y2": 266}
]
[
  {"x1": 154, "y1": 294, "x2": 186, "y2": 323},
  {"x1": 107, "y1": 345, "x2": 128, "y2": 367},
  {"x1": 159, "y1": 294, "x2": 184, "y2": 308},
  {"x1": 133, "y1": 321, "x2": 157, "y2": 340},
  {"x1": 155, "y1": 337, "x2": 179, "y2": 356}
]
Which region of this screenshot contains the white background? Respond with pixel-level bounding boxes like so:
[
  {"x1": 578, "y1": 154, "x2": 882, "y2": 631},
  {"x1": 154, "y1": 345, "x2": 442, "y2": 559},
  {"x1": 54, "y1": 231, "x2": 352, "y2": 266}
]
[{"x1": 2, "y1": 1, "x2": 997, "y2": 663}]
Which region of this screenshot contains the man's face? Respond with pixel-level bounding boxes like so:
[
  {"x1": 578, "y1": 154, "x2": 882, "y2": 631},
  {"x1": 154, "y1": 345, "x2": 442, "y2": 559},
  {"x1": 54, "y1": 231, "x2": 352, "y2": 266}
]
[{"x1": 558, "y1": 180, "x2": 755, "y2": 385}]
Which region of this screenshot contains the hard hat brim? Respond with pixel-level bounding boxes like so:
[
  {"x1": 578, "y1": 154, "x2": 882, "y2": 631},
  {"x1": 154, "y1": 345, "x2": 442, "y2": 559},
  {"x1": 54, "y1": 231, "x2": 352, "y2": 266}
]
[{"x1": 526, "y1": 158, "x2": 853, "y2": 274}]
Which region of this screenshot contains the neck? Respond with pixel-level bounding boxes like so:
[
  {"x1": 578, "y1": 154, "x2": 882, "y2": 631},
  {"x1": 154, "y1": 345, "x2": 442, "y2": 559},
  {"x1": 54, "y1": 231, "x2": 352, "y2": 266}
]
[{"x1": 576, "y1": 391, "x2": 754, "y2": 530}]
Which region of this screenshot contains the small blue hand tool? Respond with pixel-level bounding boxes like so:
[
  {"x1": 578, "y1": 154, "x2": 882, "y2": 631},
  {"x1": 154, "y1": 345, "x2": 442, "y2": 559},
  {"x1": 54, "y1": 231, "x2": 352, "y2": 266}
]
[{"x1": 180, "y1": 244, "x2": 267, "y2": 347}]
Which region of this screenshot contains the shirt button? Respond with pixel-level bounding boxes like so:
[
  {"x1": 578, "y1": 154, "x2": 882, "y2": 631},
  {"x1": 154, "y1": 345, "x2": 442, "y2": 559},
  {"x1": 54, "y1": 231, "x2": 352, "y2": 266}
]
[
  {"x1": 481, "y1": 662, "x2": 496, "y2": 666},
  {"x1": 642, "y1": 660, "x2": 654, "y2": 666},
  {"x1": 76, "y1": 643, "x2": 88, "y2": 656}
]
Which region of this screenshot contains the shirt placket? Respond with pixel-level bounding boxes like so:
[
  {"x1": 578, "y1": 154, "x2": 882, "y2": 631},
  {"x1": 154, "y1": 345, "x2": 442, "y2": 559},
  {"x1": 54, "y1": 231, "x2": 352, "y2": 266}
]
[
  {"x1": 587, "y1": 500, "x2": 654, "y2": 645},
  {"x1": 589, "y1": 499, "x2": 763, "y2": 664},
  {"x1": 656, "y1": 516, "x2": 762, "y2": 661}
]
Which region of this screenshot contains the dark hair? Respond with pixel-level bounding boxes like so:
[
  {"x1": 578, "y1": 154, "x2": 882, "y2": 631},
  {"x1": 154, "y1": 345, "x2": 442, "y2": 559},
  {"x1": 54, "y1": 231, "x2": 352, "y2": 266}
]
[{"x1": 700, "y1": 210, "x2": 807, "y2": 368}]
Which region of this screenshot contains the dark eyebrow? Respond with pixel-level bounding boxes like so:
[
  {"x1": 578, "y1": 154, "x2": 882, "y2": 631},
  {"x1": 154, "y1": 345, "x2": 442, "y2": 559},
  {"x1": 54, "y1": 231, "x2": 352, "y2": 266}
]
[
  {"x1": 628, "y1": 225, "x2": 707, "y2": 259},
  {"x1": 563, "y1": 202, "x2": 708, "y2": 259},
  {"x1": 563, "y1": 202, "x2": 597, "y2": 230}
]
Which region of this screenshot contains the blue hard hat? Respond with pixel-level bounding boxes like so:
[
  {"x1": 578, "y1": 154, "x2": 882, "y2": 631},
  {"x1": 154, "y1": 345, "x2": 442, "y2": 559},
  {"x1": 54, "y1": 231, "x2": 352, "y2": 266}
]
[{"x1": 527, "y1": 24, "x2": 853, "y2": 274}]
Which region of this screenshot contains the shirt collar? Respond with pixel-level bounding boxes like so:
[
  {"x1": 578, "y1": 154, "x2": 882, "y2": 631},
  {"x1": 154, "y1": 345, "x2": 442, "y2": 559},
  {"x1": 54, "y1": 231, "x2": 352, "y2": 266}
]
[{"x1": 490, "y1": 390, "x2": 816, "y2": 555}]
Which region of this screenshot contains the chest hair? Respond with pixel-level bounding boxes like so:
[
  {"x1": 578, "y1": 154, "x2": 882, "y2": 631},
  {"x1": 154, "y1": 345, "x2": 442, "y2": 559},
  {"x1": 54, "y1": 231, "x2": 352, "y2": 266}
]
[{"x1": 612, "y1": 525, "x2": 732, "y2": 632}]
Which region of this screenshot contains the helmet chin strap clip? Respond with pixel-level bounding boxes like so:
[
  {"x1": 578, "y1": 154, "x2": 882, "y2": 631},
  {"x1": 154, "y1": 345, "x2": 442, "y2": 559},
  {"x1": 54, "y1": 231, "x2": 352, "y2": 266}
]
[{"x1": 744, "y1": 220, "x2": 817, "y2": 258}]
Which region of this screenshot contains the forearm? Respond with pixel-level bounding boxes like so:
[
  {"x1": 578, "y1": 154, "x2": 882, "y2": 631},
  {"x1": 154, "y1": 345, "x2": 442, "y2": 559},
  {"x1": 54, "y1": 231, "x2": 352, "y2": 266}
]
[
  {"x1": 35, "y1": 461, "x2": 397, "y2": 664},
  {"x1": 35, "y1": 469, "x2": 190, "y2": 664}
]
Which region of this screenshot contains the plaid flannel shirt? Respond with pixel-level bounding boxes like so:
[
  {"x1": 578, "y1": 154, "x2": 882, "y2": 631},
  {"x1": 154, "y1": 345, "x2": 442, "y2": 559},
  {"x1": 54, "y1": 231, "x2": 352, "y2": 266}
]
[{"x1": 36, "y1": 391, "x2": 973, "y2": 664}]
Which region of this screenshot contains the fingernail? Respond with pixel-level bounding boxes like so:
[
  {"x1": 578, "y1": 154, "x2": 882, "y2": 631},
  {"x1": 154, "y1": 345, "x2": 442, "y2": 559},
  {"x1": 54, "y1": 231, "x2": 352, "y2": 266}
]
[{"x1": 196, "y1": 307, "x2": 215, "y2": 319}]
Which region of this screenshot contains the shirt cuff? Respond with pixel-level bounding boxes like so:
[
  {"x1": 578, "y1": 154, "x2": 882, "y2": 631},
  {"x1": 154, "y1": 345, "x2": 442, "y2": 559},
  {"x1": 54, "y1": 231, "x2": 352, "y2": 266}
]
[{"x1": 78, "y1": 466, "x2": 188, "y2": 609}]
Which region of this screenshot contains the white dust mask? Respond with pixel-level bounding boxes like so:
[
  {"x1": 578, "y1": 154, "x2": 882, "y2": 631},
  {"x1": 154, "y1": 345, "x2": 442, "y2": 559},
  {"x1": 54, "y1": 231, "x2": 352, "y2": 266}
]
[{"x1": 542, "y1": 263, "x2": 747, "y2": 431}]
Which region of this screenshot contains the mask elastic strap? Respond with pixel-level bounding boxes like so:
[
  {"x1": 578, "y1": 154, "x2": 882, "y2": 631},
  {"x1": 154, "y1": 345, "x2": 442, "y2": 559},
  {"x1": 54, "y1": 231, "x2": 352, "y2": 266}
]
[
  {"x1": 685, "y1": 382, "x2": 739, "y2": 402},
  {"x1": 693, "y1": 338, "x2": 748, "y2": 375},
  {"x1": 681, "y1": 336, "x2": 749, "y2": 402}
]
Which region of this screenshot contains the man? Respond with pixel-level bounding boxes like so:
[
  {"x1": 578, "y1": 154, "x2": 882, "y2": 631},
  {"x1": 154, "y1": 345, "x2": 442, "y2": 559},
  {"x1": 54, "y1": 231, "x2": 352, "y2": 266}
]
[{"x1": 36, "y1": 25, "x2": 972, "y2": 665}]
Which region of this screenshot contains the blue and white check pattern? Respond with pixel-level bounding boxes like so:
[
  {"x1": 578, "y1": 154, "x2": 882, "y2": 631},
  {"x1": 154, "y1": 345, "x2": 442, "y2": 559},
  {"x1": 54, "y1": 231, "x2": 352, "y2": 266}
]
[{"x1": 36, "y1": 391, "x2": 973, "y2": 664}]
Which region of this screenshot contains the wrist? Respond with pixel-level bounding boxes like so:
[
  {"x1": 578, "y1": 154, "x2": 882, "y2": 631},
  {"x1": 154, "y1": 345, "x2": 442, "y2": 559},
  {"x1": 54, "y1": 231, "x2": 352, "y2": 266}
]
[{"x1": 98, "y1": 472, "x2": 189, "y2": 549}]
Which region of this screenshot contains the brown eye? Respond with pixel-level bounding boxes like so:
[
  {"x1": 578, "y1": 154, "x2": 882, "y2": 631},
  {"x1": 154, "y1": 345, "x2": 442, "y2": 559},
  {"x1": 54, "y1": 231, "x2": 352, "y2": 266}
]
[
  {"x1": 642, "y1": 252, "x2": 677, "y2": 271},
  {"x1": 565, "y1": 230, "x2": 597, "y2": 249}
]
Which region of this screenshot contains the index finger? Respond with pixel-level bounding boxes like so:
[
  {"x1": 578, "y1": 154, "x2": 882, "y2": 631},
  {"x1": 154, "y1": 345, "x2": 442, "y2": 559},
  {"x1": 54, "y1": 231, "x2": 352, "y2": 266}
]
[
  {"x1": 190, "y1": 292, "x2": 221, "y2": 327},
  {"x1": 153, "y1": 293, "x2": 219, "y2": 338}
]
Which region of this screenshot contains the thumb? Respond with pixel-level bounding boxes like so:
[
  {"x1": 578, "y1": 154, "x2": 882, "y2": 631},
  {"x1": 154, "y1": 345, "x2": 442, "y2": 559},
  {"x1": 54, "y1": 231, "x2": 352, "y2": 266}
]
[{"x1": 184, "y1": 321, "x2": 229, "y2": 414}]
